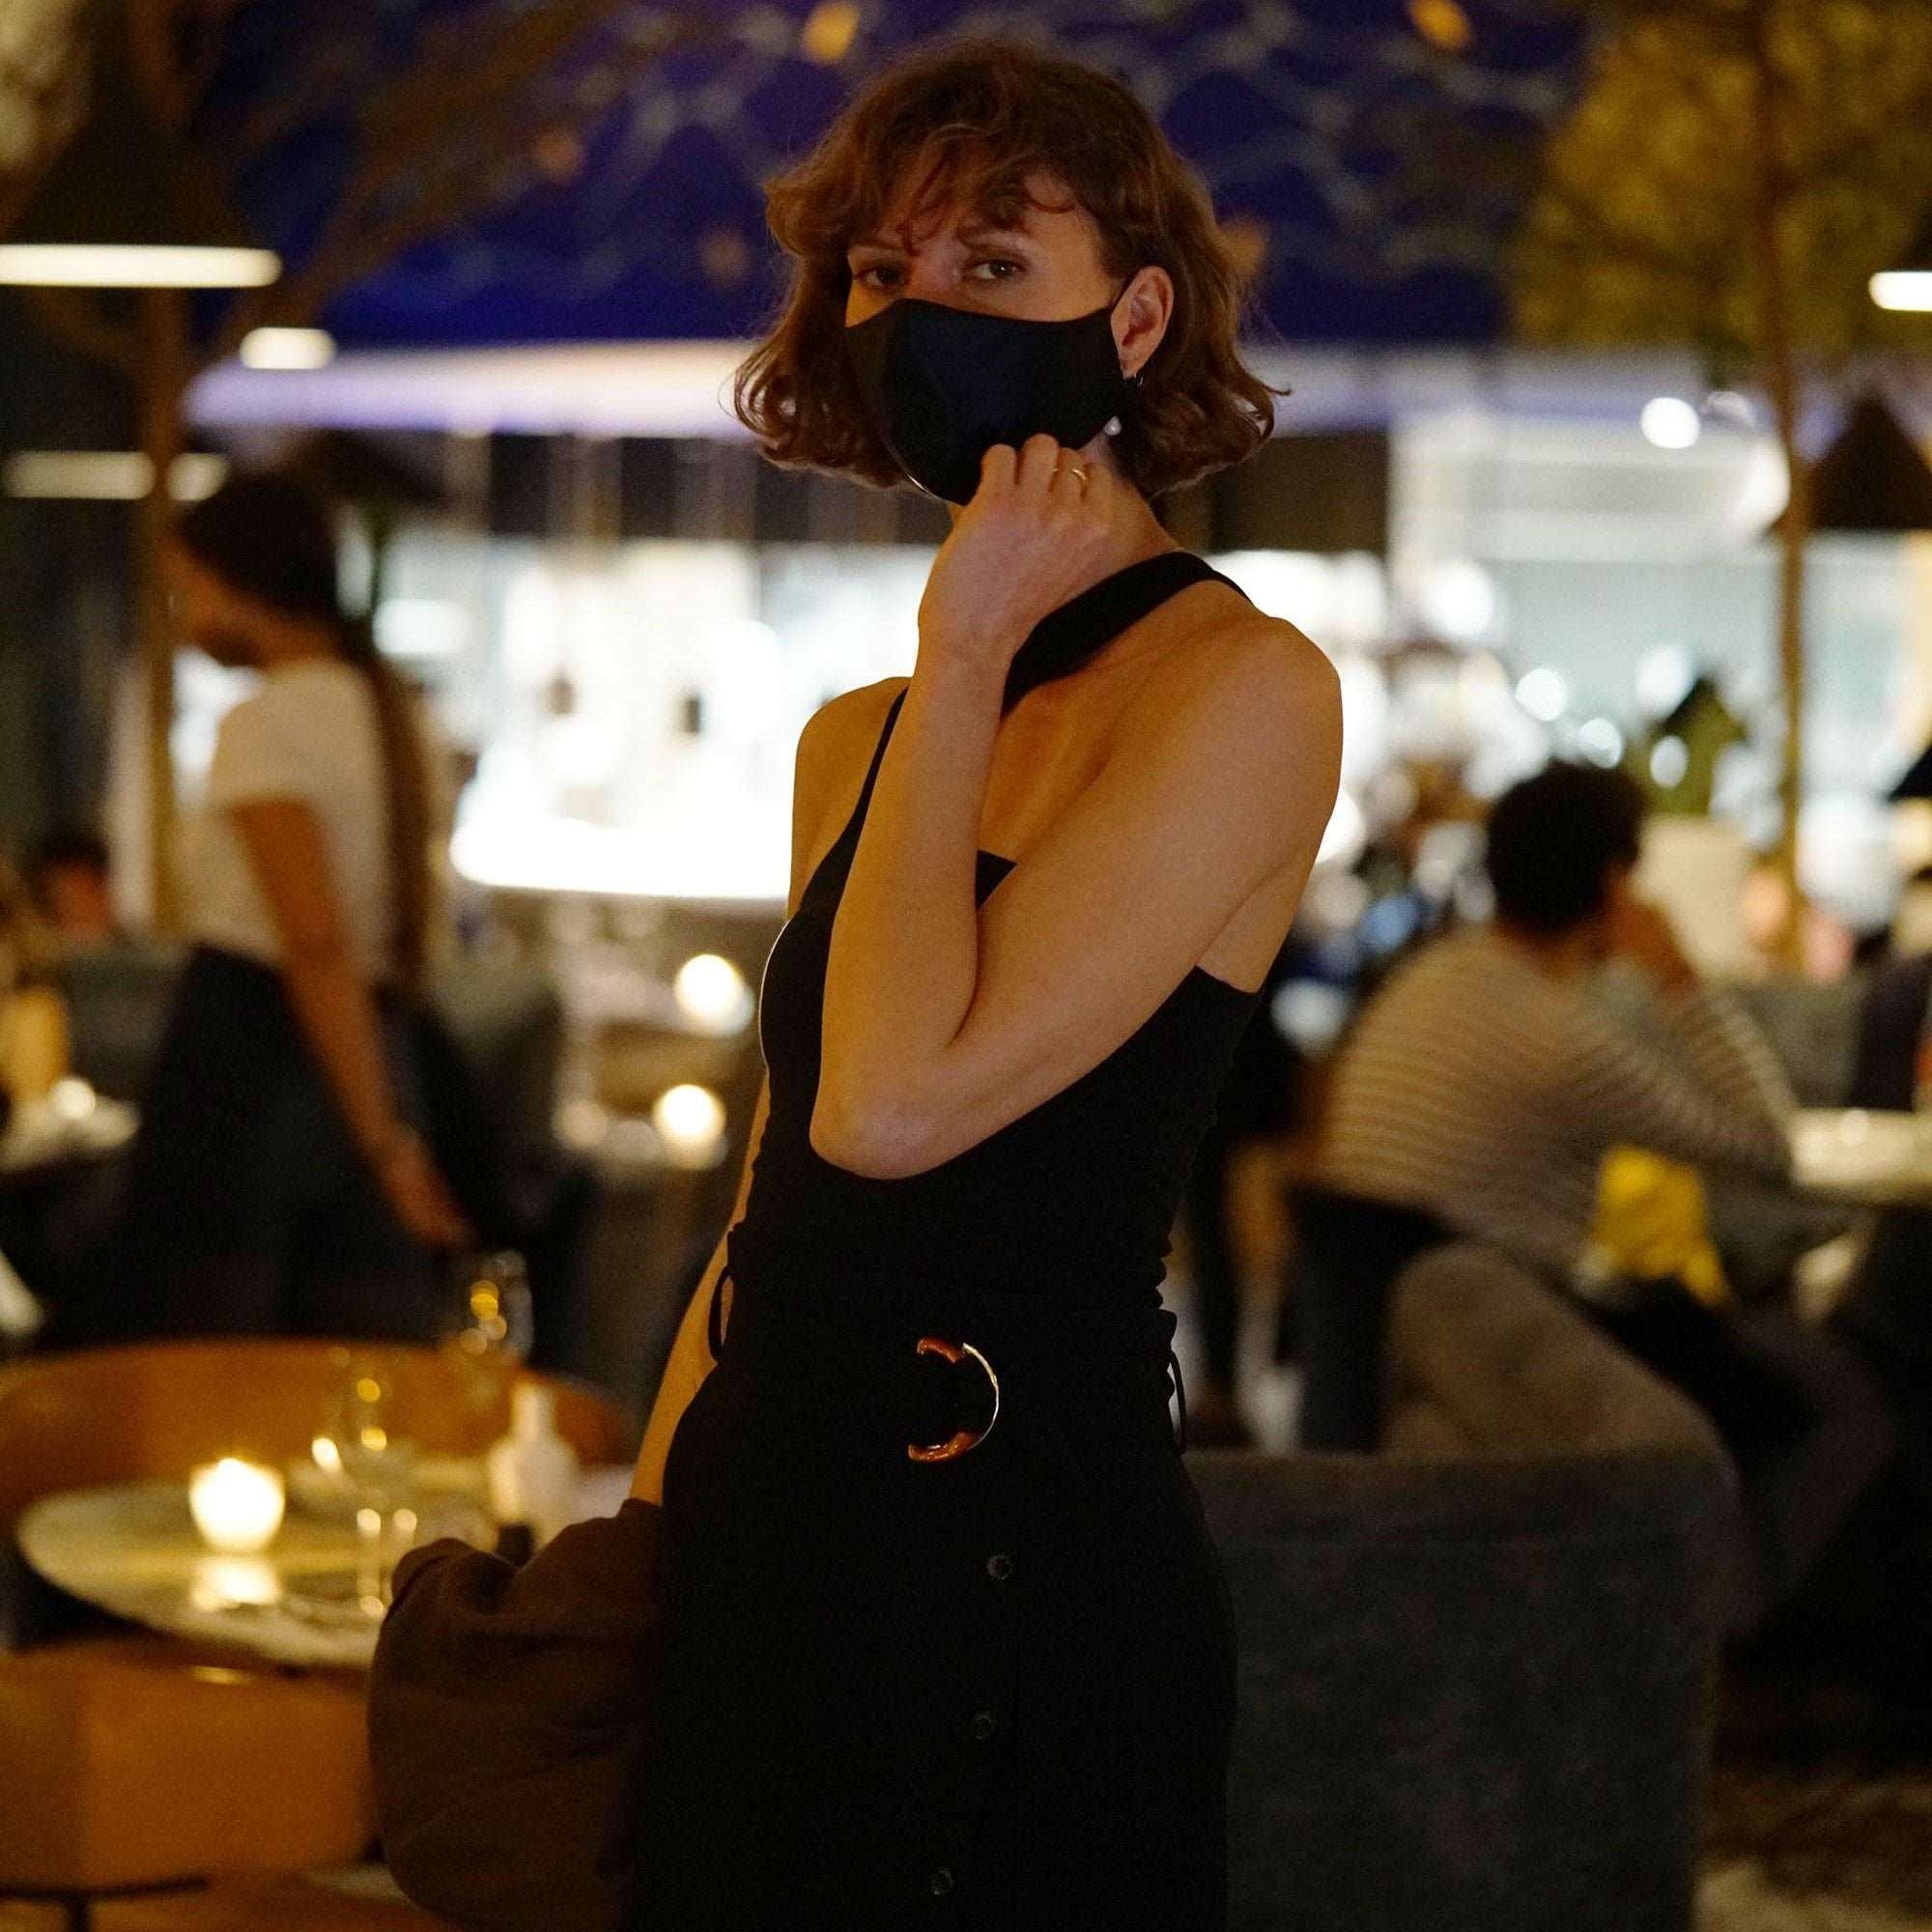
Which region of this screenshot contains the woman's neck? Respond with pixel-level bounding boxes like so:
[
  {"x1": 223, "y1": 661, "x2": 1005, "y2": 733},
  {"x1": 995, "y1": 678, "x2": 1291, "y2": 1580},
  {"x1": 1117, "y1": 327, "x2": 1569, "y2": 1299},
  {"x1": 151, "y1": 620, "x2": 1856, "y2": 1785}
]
[
  {"x1": 251, "y1": 612, "x2": 344, "y2": 672},
  {"x1": 1491, "y1": 918, "x2": 1599, "y2": 981}
]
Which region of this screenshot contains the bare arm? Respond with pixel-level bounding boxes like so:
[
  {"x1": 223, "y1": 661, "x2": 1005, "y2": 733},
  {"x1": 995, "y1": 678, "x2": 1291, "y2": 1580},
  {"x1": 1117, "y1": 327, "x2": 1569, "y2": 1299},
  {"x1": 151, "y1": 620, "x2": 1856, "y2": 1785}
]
[
  {"x1": 1562, "y1": 994, "x2": 1792, "y2": 1180},
  {"x1": 1587, "y1": 883, "x2": 1794, "y2": 1176},
  {"x1": 816, "y1": 620, "x2": 1342, "y2": 1179},
  {"x1": 812, "y1": 439, "x2": 1342, "y2": 1180},
  {"x1": 2, "y1": 986, "x2": 70, "y2": 1101},
  {"x1": 228, "y1": 797, "x2": 468, "y2": 1245}
]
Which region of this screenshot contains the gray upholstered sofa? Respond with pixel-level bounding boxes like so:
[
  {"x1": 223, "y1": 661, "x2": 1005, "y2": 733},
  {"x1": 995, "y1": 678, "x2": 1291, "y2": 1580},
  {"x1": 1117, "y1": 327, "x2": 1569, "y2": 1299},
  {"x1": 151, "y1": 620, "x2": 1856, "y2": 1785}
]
[
  {"x1": 1196, "y1": 1241, "x2": 1736, "y2": 1932},
  {"x1": 1380, "y1": 1222, "x2": 1895, "y2": 1644}
]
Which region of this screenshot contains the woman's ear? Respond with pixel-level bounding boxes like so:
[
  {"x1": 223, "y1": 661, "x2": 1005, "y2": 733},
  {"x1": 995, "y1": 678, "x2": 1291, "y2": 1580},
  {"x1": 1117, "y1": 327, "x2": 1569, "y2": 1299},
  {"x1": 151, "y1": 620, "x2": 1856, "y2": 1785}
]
[{"x1": 1115, "y1": 266, "x2": 1174, "y2": 381}]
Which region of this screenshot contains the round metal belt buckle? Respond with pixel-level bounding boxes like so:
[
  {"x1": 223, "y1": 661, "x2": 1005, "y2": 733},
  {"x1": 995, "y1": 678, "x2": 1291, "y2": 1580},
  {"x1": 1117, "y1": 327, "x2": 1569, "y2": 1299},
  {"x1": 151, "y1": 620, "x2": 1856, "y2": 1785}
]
[{"x1": 906, "y1": 1336, "x2": 1001, "y2": 1463}]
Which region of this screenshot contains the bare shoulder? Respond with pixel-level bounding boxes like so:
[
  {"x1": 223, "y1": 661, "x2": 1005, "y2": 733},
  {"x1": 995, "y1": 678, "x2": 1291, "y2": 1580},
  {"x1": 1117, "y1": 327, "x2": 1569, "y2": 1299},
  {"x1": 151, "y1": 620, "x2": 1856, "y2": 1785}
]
[
  {"x1": 1105, "y1": 603, "x2": 1342, "y2": 900},
  {"x1": 1119, "y1": 601, "x2": 1341, "y2": 758},
  {"x1": 796, "y1": 674, "x2": 912, "y2": 810},
  {"x1": 799, "y1": 673, "x2": 911, "y2": 761},
  {"x1": 789, "y1": 675, "x2": 913, "y2": 906}
]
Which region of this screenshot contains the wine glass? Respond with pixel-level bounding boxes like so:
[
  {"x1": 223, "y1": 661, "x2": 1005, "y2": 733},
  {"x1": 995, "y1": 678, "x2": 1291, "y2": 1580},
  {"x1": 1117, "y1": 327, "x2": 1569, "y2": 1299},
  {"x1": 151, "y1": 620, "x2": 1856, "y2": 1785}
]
[
  {"x1": 315, "y1": 1352, "x2": 421, "y2": 1612},
  {"x1": 437, "y1": 1249, "x2": 536, "y2": 1427}
]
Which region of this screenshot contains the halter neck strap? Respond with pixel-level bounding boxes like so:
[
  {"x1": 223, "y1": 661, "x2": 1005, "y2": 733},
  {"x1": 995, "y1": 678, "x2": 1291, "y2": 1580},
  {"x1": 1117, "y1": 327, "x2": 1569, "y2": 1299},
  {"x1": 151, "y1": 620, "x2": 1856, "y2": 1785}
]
[{"x1": 1001, "y1": 551, "x2": 1245, "y2": 714}]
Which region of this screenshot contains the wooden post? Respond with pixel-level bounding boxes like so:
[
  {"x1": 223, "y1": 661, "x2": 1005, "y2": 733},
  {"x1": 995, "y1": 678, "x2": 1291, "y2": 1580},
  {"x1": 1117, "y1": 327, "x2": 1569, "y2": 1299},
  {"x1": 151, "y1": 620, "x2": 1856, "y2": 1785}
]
[
  {"x1": 1766, "y1": 376, "x2": 1810, "y2": 969},
  {"x1": 134, "y1": 285, "x2": 187, "y2": 933},
  {"x1": 1750, "y1": 0, "x2": 1809, "y2": 972}
]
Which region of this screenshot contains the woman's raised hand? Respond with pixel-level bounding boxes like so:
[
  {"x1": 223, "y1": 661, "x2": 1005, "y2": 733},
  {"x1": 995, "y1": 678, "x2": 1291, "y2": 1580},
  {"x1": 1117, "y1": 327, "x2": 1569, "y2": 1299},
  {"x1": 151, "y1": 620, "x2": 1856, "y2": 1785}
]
[{"x1": 915, "y1": 434, "x2": 1140, "y2": 686}]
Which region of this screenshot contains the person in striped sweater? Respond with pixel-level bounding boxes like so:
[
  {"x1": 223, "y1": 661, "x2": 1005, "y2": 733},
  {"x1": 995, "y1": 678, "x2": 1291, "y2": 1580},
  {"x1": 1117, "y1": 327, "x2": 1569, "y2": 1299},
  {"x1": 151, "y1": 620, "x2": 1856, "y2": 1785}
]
[
  {"x1": 1322, "y1": 761, "x2": 1795, "y2": 1277},
  {"x1": 1320, "y1": 760, "x2": 1913, "y2": 1652}
]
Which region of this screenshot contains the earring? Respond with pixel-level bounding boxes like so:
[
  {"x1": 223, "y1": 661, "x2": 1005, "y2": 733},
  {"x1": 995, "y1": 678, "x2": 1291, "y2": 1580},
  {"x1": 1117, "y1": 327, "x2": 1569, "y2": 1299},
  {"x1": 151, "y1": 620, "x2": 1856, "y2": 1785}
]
[{"x1": 1102, "y1": 415, "x2": 1122, "y2": 438}]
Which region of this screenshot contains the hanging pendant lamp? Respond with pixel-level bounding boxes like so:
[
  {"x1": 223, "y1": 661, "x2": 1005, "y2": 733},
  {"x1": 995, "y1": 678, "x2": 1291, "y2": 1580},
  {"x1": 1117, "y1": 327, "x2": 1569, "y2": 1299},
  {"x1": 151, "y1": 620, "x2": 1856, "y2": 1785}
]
[{"x1": 0, "y1": 62, "x2": 278, "y2": 289}]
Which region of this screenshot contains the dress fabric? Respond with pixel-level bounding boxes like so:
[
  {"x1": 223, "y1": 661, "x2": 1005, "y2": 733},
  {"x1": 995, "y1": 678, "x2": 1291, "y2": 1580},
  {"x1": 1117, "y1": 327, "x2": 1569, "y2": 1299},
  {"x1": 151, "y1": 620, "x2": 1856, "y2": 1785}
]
[{"x1": 632, "y1": 553, "x2": 1265, "y2": 1930}]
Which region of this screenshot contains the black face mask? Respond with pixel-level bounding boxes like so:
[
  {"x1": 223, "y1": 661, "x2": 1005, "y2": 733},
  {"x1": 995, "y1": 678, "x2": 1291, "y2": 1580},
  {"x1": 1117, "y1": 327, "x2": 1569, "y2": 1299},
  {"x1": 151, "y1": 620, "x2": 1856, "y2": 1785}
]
[{"x1": 843, "y1": 285, "x2": 1135, "y2": 505}]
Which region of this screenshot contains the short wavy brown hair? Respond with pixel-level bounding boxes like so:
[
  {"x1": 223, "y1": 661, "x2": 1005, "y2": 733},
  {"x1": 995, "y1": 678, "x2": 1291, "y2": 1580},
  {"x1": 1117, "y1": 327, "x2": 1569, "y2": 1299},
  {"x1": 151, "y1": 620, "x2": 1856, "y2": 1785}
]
[{"x1": 733, "y1": 39, "x2": 1280, "y2": 499}]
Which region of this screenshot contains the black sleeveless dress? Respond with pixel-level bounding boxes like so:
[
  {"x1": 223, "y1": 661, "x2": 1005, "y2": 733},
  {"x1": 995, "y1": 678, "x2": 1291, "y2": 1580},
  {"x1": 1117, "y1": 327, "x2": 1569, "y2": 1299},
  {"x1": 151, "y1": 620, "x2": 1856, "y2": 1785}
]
[{"x1": 632, "y1": 553, "x2": 1266, "y2": 1930}]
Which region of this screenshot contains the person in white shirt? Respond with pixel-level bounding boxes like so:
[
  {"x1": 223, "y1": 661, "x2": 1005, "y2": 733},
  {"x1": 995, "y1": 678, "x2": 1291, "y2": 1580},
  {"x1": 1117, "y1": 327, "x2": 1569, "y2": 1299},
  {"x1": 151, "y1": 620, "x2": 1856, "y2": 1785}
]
[{"x1": 99, "y1": 472, "x2": 471, "y2": 1341}]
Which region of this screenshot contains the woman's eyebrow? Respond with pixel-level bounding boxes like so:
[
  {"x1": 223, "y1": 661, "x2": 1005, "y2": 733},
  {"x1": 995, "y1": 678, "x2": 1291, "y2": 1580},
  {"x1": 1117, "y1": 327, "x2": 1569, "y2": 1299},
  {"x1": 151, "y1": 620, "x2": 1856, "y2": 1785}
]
[{"x1": 846, "y1": 216, "x2": 1030, "y2": 255}]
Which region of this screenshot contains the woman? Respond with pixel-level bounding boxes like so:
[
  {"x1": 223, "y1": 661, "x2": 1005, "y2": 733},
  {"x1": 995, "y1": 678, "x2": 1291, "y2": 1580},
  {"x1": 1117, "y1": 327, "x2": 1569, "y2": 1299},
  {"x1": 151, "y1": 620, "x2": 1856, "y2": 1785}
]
[
  {"x1": 626, "y1": 42, "x2": 1340, "y2": 1928},
  {"x1": 0, "y1": 855, "x2": 68, "y2": 1113},
  {"x1": 1, "y1": 857, "x2": 70, "y2": 1325},
  {"x1": 103, "y1": 472, "x2": 469, "y2": 1343}
]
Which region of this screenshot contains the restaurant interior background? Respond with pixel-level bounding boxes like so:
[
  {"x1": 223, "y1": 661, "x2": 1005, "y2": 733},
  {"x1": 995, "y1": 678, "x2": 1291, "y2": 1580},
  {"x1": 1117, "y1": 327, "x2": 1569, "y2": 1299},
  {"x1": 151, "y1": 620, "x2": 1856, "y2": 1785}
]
[
  {"x1": 6, "y1": 1, "x2": 1932, "y2": 1925},
  {"x1": 8, "y1": 0, "x2": 1931, "y2": 1415}
]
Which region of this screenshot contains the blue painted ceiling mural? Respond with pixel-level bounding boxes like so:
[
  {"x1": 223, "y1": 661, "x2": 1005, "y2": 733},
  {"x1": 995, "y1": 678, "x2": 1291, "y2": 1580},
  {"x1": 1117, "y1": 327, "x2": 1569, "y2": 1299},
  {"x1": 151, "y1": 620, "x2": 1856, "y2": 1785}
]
[{"x1": 206, "y1": 0, "x2": 1586, "y2": 350}]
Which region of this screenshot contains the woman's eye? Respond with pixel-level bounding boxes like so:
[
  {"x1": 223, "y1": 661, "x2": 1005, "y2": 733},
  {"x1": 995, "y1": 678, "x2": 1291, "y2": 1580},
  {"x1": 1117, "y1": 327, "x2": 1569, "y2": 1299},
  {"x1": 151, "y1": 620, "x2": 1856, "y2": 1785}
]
[
  {"x1": 966, "y1": 258, "x2": 1023, "y2": 282},
  {"x1": 852, "y1": 263, "x2": 902, "y2": 291}
]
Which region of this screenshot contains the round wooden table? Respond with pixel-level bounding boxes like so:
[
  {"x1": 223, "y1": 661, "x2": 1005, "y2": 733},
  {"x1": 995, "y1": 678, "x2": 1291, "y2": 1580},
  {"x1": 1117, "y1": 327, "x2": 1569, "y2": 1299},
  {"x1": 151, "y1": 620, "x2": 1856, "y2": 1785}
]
[
  {"x1": 17, "y1": 1460, "x2": 639, "y2": 1671},
  {"x1": 17, "y1": 1477, "x2": 468, "y2": 1669}
]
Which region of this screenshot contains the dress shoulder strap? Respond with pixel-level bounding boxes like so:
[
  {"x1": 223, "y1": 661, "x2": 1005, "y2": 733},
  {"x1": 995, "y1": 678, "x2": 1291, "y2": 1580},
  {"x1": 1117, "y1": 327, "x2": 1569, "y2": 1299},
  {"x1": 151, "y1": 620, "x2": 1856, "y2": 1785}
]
[
  {"x1": 846, "y1": 692, "x2": 904, "y2": 842},
  {"x1": 797, "y1": 684, "x2": 909, "y2": 905},
  {"x1": 1000, "y1": 551, "x2": 1252, "y2": 713}
]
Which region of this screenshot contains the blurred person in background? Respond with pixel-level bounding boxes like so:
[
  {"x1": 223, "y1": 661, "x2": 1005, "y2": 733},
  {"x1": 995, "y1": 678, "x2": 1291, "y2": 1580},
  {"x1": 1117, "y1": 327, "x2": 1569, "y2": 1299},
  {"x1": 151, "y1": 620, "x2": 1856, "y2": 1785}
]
[
  {"x1": 1887, "y1": 862, "x2": 1932, "y2": 960},
  {"x1": 1738, "y1": 853, "x2": 1858, "y2": 984},
  {"x1": 1829, "y1": 867, "x2": 1932, "y2": 1520},
  {"x1": 1320, "y1": 761, "x2": 1932, "y2": 1715},
  {"x1": 1848, "y1": 862, "x2": 1932, "y2": 1113},
  {"x1": 25, "y1": 827, "x2": 120, "y2": 950},
  {"x1": 1292, "y1": 764, "x2": 1815, "y2": 1445},
  {"x1": 0, "y1": 856, "x2": 71, "y2": 1339},
  {"x1": 1175, "y1": 931, "x2": 1305, "y2": 1445},
  {"x1": 68, "y1": 472, "x2": 472, "y2": 1346},
  {"x1": 1323, "y1": 762, "x2": 1800, "y2": 1287},
  {"x1": 0, "y1": 854, "x2": 69, "y2": 1111}
]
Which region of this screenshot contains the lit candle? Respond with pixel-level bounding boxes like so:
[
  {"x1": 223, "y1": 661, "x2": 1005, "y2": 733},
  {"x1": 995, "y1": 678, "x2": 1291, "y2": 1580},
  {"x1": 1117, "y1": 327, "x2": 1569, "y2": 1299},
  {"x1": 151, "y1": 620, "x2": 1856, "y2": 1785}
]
[
  {"x1": 187, "y1": 1457, "x2": 286, "y2": 1554},
  {"x1": 48, "y1": 1077, "x2": 98, "y2": 1124}
]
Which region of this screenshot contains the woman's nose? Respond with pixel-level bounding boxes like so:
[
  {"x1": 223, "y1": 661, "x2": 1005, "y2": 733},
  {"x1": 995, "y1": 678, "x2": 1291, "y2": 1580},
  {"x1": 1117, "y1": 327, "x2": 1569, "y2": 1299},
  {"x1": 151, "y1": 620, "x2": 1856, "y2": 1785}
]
[{"x1": 899, "y1": 260, "x2": 978, "y2": 310}]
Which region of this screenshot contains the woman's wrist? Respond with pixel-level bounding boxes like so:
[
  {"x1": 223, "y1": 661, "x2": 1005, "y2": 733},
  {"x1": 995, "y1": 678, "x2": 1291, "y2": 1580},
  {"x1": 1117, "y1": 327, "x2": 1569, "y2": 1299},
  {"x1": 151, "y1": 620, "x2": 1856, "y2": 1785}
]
[{"x1": 911, "y1": 635, "x2": 1016, "y2": 703}]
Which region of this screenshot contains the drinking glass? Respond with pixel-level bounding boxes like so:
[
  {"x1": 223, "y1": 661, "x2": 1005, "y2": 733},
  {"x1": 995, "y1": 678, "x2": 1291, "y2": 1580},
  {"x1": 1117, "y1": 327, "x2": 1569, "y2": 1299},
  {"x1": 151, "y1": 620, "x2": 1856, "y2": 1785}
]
[
  {"x1": 437, "y1": 1249, "x2": 536, "y2": 1427},
  {"x1": 314, "y1": 1351, "x2": 421, "y2": 1612}
]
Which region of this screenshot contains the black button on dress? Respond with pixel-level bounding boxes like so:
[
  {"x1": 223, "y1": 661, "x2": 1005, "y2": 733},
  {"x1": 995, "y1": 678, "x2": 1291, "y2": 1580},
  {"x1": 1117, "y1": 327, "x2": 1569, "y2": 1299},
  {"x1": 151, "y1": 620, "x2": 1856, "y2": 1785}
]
[{"x1": 632, "y1": 554, "x2": 1264, "y2": 1930}]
